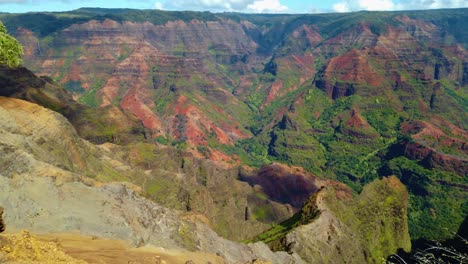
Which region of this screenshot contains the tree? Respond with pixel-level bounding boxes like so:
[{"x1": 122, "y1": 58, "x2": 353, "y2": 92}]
[{"x1": 0, "y1": 21, "x2": 23, "y2": 68}]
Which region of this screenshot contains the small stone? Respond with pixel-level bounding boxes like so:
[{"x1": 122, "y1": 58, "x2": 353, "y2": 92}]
[{"x1": 21, "y1": 230, "x2": 31, "y2": 239}]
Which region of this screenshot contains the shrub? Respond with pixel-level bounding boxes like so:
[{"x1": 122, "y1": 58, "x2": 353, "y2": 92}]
[{"x1": 0, "y1": 21, "x2": 23, "y2": 68}]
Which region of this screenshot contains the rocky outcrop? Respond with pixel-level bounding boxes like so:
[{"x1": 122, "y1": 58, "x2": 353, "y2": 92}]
[
  {"x1": 0, "y1": 171, "x2": 300, "y2": 263},
  {"x1": 314, "y1": 48, "x2": 384, "y2": 99},
  {"x1": 280, "y1": 176, "x2": 411, "y2": 263}
]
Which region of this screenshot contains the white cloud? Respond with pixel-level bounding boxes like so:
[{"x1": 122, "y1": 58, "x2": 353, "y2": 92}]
[
  {"x1": 333, "y1": 2, "x2": 349, "y2": 12},
  {"x1": 333, "y1": 0, "x2": 397, "y2": 12},
  {"x1": 358, "y1": 0, "x2": 395, "y2": 10},
  {"x1": 154, "y1": 1, "x2": 163, "y2": 9},
  {"x1": 402, "y1": 0, "x2": 468, "y2": 9},
  {"x1": 332, "y1": 0, "x2": 467, "y2": 12},
  {"x1": 154, "y1": 0, "x2": 289, "y2": 12},
  {"x1": 247, "y1": 0, "x2": 288, "y2": 13},
  {"x1": 157, "y1": 0, "x2": 251, "y2": 11}
]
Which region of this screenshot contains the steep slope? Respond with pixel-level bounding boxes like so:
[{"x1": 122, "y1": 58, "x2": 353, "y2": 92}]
[
  {"x1": 0, "y1": 67, "x2": 414, "y2": 263},
  {"x1": 0, "y1": 96, "x2": 303, "y2": 263},
  {"x1": 251, "y1": 176, "x2": 411, "y2": 263},
  {"x1": 0, "y1": 65, "x2": 147, "y2": 144}
]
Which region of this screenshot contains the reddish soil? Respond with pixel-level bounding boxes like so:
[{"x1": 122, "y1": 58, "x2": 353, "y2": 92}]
[
  {"x1": 325, "y1": 49, "x2": 384, "y2": 87},
  {"x1": 401, "y1": 120, "x2": 467, "y2": 175},
  {"x1": 345, "y1": 108, "x2": 370, "y2": 129},
  {"x1": 265, "y1": 80, "x2": 284, "y2": 104}
]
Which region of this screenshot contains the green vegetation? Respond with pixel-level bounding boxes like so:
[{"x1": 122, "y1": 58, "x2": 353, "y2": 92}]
[
  {"x1": 0, "y1": 21, "x2": 23, "y2": 68},
  {"x1": 250, "y1": 177, "x2": 411, "y2": 262},
  {"x1": 154, "y1": 136, "x2": 172, "y2": 145},
  {"x1": 196, "y1": 145, "x2": 211, "y2": 158},
  {"x1": 117, "y1": 44, "x2": 133, "y2": 62},
  {"x1": 63, "y1": 79, "x2": 85, "y2": 94},
  {"x1": 0, "y1": 9, "x2": 219, "y2": 38},
  {"x1": 382, "y1": 156, "x2": 467, "y2": 241},
  {"x1": 79, "y1": 79, "x2": 104, "y2": 107},
  {"x1": 0, "y1": 13, "x2": 89, "y2": 37},
  {"x1": 248, "y1": 193, "x2": 320, "y2": 245}
]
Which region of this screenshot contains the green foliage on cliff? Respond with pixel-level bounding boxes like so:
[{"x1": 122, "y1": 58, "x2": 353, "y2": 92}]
[
  {"x1": 317, "y1": 177, "x2": 412, "y2": 262},
  {"x1": 0, "y1": 9, "x2": 219, "y2": 38},
  {"x1": 248, "y1": 192, "x2": 320, "y2": 245},
  {"x1": 250, "y1": 177, "x2": 411, "y2": 262},
  {"x1": 0, "y1": 13, "x2": 89, "y2": 37},
  {"x1": 0, "y1": 21, "x2": 23, "y2": 68},
  {"x1": 79, "y1": 79, "x2": 104, "y2": 107},
  {"x1": 382, "y1": 156, "x2": 467, "y2": 241}
]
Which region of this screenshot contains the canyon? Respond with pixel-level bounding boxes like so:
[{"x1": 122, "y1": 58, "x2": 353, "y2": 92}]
[{"x1": 0, "y1": 7, "x2": 466, "y2": 263}]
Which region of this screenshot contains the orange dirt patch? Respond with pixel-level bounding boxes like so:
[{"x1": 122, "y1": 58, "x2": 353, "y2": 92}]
[
  {"x1": 345, "y1": 108, "x2": 370, "y2": 129},
  {"x1": 265, "y1": 81, "x2": 283, "y2": 105},
  {"x1": 28, "y1": 232, "x2": 225, "y2": 264},
  {"x1": 325, "y1": 49, "x2": 384, "y2": 87},
  {"x1": 121, "y1": 92, "x2": 162, "y2": 133}
]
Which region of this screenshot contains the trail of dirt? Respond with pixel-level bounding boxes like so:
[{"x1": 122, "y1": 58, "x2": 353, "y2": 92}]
[{"x1": 36, "y1": 233, "x2": 225, "y2": 264}]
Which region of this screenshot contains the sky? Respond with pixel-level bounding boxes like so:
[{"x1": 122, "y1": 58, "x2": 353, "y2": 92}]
[{"x1": 0, "y1": 0, "x2": 467, "y2": 14}]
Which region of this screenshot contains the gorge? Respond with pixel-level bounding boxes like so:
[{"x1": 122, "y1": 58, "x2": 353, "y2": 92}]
[{"x1": 0, "y1": 7, "x2": 466, "y2": 263}]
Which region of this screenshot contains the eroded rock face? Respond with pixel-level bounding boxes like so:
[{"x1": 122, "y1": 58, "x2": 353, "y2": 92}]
[
  {"x1": 401, "y1": 119, "x2": 468, "y2": 176},
  {"x1": 10, "y1": 10, "x2": 467, "y2": 167},
  {"x1": 0, "y1": 207, "x2": 4, "y2": 233},
  {"x1": 3, "y1": 8, "x2": 466, "y2": 254},
  {"x1": 283, "y1": 176, "x2": 411, "y2": 263},
  {"x1": 0, "y1": 65, "x2": 147, "y2": 145},
  {"x1": 16, "y1": 19, "x2": 256, "y2": 150}
]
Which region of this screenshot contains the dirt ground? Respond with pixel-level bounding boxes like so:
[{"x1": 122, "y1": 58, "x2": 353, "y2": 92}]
[
  {"x1": 40, "y1": 233, "x2": 226, "y2": 264},
  {"x1": 1, "y1": 231, "x2": 225, "y2": 264}
]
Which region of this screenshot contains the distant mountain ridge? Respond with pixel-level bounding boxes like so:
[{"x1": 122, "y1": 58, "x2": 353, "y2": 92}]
[{"x1": 1, "y1": 7, "x2": 466, "y2": 242}]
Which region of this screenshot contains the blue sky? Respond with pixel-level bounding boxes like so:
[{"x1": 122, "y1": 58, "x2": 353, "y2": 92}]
[{"x1": 0, "y1": 0, "x2": 467, "y2": 14}]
